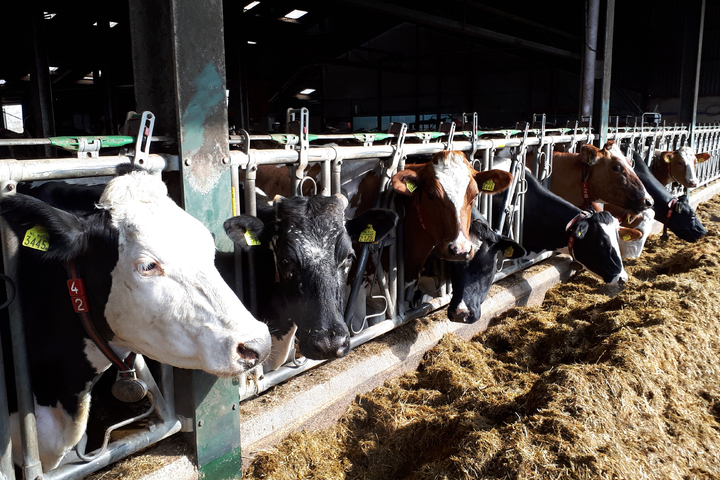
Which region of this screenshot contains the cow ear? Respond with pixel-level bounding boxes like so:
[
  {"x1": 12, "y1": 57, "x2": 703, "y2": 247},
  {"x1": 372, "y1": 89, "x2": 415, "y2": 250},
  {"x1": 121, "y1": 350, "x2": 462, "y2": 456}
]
[
  {"x1": 346, "y1": 208, "x2": 398, "y2": 243},
  {"x1": 0, "y1": 193, "x2": 90, "y2": 262},
  {"x1": 572, "y1": 220, "x2": 590, "y2": 239},
  {"x1": 497, "y1": 237, "x2": 526, "y2": 259},
  {"x1": 618, "y1": 227, "x2": 643, "y2": 242},
  {"x1": 392, "y1": 167, "x2": 422, "y2": 196},
  {"x1": 474, "y1": 170, "x2": 512, "y2": 194},
  {"x1": 224, "y1": 215, "x2": 268, "y2": 250},
  {"x1": 697, "y1": 152, "x2": 711, "y2": 163},
  {"x1": 579, "y1": 144, "x2": 600, "y2": 166}
]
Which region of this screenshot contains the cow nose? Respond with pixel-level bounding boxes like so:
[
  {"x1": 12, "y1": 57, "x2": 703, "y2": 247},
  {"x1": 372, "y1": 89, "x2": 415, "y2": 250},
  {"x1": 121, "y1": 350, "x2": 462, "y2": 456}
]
[
  {"x1": 305, "y1": 331, "x2": 351, "y2": 360},
  {"x1": 644, "y1": 197, "x2": 654, "y2": 208},
  {"x1": 238, "y1": 337, "x2": 271, "y2": 367},
  {"x1": 448, "y1": 241, "x2": 471, "y2": 256},
  {"x1": 689, "y1": 180, "x2": 698, "y2": 188}
]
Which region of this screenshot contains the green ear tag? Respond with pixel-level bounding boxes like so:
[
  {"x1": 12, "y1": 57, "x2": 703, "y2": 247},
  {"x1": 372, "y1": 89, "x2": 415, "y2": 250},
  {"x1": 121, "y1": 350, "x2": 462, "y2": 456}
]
[
  {"x1": 359, "y1": 224, "x2": 377, "y2": 243},
  {"x1": 482, "y1": 179, "x2": 496, "y2": 191},
  {"x1": 405, "y1": 181, "x2": 417, "y2": 193},
  {"x1": 244, "y1": 231, "x2": 261, "y2": 246},
  {"x1": 22, "y1": 225, "x2": 49, "y2": 252},
  {"x1": 622, "y1": 234, "x2": 631, "y2": 241},
  {"x1": 504, "y1": 246, "x2": 514, "y2": 258}
]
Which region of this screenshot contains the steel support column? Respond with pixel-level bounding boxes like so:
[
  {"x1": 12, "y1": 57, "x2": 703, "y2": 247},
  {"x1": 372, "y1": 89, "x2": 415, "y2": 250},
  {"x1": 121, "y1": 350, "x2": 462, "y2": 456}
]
[
  {"x1": 678, "y1": 0, "x2": 705, "y2": 146},
  {"x1": 128, "y1": 0, "x2": 240, "y2": 477},
  {"x1": 599, "y1": 0, "x2": 615, "y2": 146},
  {"x1": 29, "y1": 1, "x2": 55, "y2": 156},
  {"x1": 579, "y1": 0, "x2": 600, "y2": 121}
]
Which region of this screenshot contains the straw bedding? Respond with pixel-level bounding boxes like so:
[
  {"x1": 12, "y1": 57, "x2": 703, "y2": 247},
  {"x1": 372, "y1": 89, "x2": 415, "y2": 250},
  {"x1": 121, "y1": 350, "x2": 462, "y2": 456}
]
[{"x1": 244, "y1": 195, "x2": 720, "y2": 480}]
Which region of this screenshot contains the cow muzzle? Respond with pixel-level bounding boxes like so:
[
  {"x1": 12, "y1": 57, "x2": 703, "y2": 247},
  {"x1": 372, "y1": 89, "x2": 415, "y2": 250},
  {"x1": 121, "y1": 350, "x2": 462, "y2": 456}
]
[{"x1": 238, "y1": 337, "x2": 272, "y2": 369}]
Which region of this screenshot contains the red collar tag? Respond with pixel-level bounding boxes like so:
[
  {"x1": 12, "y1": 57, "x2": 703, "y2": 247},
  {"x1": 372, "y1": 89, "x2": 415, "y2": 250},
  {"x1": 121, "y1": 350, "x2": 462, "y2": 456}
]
[
  {"x1": 581, "y1": 182, "x2": 590, "y2": 200},
  {"x1": 67, "y1": 278, "x2": 90, "y2": 313}
]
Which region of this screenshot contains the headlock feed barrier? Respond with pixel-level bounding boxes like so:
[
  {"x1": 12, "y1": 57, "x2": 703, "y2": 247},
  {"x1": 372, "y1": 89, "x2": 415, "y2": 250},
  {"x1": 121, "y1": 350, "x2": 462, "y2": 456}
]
[{"x1": 1, "y1": 108, "x2": 719, "y2": 479}]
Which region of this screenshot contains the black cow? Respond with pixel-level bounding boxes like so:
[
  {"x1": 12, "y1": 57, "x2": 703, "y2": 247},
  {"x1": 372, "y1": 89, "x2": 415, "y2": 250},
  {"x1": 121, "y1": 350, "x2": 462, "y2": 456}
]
[
  {"x1": 224, "y1": 192, "x2": 398, "y2": 371},
  {"x1": 1, "y1": 166, "x2": 271, "y2": 471},
  {"x1": 447, "y1": 212, "x2": 525, "y2": 324},
  {"x1": 632, "y1": 151, "x2": 706, "y2": 242}
]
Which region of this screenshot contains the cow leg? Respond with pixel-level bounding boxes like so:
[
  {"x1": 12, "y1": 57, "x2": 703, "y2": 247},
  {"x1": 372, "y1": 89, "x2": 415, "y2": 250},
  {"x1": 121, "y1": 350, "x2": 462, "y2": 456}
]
[{"x1": 11, "y1": 392, "x2": 91, "y2": 472}]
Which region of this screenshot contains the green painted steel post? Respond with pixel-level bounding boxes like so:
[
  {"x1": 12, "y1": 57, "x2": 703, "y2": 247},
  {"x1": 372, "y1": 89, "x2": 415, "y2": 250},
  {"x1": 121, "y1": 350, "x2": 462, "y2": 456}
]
[
  {"x1": 170, "y1": 1, "x2": 241, "y2": 478},
  {"x1": 128, "y1": 0, "x2": 242, "y2": 477}
]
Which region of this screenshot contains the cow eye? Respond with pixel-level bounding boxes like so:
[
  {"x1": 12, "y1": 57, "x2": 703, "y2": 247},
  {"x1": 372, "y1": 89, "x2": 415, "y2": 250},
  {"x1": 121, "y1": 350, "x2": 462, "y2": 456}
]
[
  {"x1": 426, "y1": 191, "x2": 434, "y2": 199},
  {"x1": 612, "y1": 164, "x2": 623, "y2": 173},
  {"x1": 136, "y1": 260, "x2": 164, "y2": 277}
]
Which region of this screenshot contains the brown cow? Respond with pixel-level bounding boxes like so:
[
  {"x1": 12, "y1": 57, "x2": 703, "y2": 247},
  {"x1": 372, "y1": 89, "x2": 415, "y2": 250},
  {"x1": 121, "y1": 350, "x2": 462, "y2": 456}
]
[
  {"x1": 648, "y1": 146, "x2": 710, "y2": 189},
  {"x1": 550, "y1": 141, "x2": 653, "y2": 215},
  {"x1": 391, "y1": 151, "x2": 512, "y2": 282}
]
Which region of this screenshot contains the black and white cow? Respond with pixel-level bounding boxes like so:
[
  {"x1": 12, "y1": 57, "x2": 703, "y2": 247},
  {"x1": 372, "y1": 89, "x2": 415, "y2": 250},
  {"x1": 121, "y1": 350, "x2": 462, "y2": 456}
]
[
  {"x1": 447, "y1": 212, "x2": 525, "y2": 324},
  {"x1": 632, "y1": 151, "x2": 706, "y2": 242},
  {"x1": 447, "y1": 170, "x2": 641, "y2": 324},
  {"x1": 224, "y1": 192, "x2": 398, "y2": 371},
  {"x1": 1, "y1": 165, "x2": 271, "y2": 471}
]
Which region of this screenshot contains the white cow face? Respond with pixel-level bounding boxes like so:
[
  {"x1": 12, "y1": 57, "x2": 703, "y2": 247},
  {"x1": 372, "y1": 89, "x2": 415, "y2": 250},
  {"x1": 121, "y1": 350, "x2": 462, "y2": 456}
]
[{"x1": 99, "y1": 171, "x2": 271, "y2": 377}]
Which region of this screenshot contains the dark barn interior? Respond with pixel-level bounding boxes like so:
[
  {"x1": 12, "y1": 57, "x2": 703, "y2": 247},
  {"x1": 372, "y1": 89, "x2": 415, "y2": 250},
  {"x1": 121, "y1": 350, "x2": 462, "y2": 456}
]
[{"x1": 1, "y1": 0, "x2": 719, "y2": 143}]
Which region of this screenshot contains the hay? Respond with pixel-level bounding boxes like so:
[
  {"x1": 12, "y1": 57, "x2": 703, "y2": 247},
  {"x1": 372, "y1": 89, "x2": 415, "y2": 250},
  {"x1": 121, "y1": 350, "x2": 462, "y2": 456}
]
[{"x1": 243, "y1": 195, "x2": 720, "y2": 480}]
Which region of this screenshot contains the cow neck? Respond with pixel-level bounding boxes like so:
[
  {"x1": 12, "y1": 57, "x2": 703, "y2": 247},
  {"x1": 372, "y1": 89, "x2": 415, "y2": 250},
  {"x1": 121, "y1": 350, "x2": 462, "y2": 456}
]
[
  {"x1": 661, "y1": 197, "x2": 678, "y2": 240},
  {"x1": 64, "y1": 259, "x2": 137, "y2": 377},
  {"x1": 413, "y1": 192, "x2": 428, "y2": 231},
  {"x1": 403, "y1": 195, "x2": 436, "y2": 283},
  {"x1": 580, "y1": 162, "x2": 592, "y2": 208}
]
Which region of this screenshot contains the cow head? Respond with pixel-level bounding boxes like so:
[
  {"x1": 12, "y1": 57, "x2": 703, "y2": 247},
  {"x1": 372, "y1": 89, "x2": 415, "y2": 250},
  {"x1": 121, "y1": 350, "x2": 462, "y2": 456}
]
[
  {"x1": 665, "y1": 194, "x2": 706, "y2": 241},
  {"x1": 391, "y1": 151, "x2": 512, "y2": 261},
  {"x1": 0, "y1": 168, "x2": 271, "y2": 377},
  {"x1": 448, "y1": 215, "x2": 525, "y2": 324},
  {"x1": 224, "y1": 193, "x2": 398, "y2": 362},
  {"x1": 579, "y1": 141, "x2": 653, "y2": 214},
  {"x1": 565, "y1": 210, "x2": 641, "y2": 285},
  {"x1": 657, "y1": 146, "x2": 711, "y2": 188}
]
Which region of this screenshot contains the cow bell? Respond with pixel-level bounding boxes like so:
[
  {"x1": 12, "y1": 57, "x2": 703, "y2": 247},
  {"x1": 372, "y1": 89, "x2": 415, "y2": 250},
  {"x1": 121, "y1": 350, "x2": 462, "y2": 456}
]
[{"x1": 111, "y1": 372, "x2": 148, "y2": 403}]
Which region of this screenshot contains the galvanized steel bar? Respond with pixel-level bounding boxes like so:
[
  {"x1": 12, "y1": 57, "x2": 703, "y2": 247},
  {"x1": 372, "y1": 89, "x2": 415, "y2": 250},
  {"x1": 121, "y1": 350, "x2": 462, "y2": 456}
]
[{"x1": 0, "y1": 213, "x2": 42, "y2": 480}]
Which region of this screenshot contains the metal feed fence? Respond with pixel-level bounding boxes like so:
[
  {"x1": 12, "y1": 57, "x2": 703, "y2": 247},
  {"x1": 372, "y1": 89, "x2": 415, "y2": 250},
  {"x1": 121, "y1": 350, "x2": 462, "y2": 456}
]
[{"x1": 1, "y1": 108, "x2": 719, "y2": 479}]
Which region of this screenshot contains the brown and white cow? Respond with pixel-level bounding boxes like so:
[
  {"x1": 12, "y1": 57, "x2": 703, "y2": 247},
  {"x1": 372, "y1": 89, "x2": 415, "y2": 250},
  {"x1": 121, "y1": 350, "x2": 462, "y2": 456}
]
[
  {"x1": 391, "y1": 151, "x2": 512, "y2": 282},
  {"x1": 550, "y1": 141, "x2": 654, "y2": 216},
  {"x1": 649, "y1": 146, "x2": 711, "y2": 189}
]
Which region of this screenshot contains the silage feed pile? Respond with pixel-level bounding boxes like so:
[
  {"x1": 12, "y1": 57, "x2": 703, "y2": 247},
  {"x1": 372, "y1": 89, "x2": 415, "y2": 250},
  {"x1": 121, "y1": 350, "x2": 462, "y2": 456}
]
[{"x1": 245, "y1": 196, "x2": 720, "y2": 480}]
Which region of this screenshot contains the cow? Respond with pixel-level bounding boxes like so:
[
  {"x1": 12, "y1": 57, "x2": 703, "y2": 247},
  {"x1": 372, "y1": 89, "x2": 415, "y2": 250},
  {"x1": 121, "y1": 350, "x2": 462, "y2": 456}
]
[
  {"x1": 447, "y1": 169, "x2": 643, "y2": 324},
  {"x1": 549, "y1": 141, "x2": 654, "y2": 215},
  {"x1": 390, "y1": 151, "x2": 512, "y2": 282},
  {"x1": 632, "y1": 151, "x2": 706, "y2": 242},
  {"x1": 447, "y1": 212, "x2": 525, "y2": 324},
  {"x1": 648, "y1": 146, "x2": 711, "y2": 189},
  {"x1": 224, "y1": 191, "x2": 398, "y2": 371},
  {"x1": 0, "y1": 165, "x2": 271, "y2": 472}
]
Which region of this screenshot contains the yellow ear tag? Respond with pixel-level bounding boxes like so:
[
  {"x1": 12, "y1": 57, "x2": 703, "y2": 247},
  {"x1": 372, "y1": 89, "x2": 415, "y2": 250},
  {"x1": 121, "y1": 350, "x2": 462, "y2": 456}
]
[
  {"x1": 622, "y1": 234, "x2": 631, "y2": 241},
  {"x1": 665, "y1": 157, "x2": 671, "y2": 163},
  {"x1": 405, "y1": 181, "x2": 417, "y2": 193},
  {"x1": 359, "y1": 224, "x2": 377, "y2": 243},
  {"x1": 22, "y1": 225, "x2": 49, "y2": 252},
  {"x1": 482, "y1": 179, "x2": 496, "y2": 191},
  {"x1": 504, "y1": 246, "x2": 514, "y2": 257},
  {"x1": 244, "y1": 231, "x2": 261, "y2": 246}
]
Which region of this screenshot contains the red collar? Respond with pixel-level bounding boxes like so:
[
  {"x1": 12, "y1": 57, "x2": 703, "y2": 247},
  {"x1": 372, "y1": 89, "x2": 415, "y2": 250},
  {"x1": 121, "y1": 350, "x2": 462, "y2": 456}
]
[
  {"x1": 65, "y1": 259, "x2": 137, "y2": 377},
  {"x1": 581, "y1": 162, "x2": 592, "y2": 207},
  {"x1": 565, "y1": 210, "x2": 593, "y2": 259},
  {"x1": 661, "y1": 197, "x2": 678, "y2": 240}
]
